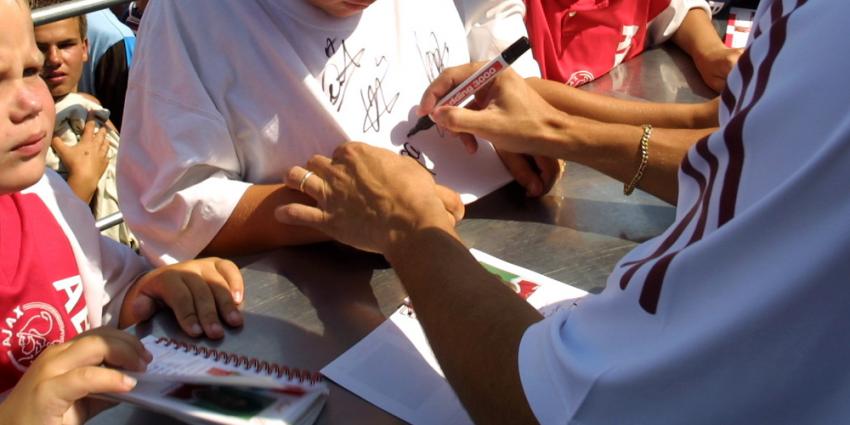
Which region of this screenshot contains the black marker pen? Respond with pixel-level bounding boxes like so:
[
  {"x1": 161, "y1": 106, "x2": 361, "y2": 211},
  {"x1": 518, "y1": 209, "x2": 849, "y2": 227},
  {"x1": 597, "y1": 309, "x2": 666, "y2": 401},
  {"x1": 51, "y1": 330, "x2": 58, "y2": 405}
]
[{"x1": 407, "y1": 36, "x2": 531, "y2": 138}]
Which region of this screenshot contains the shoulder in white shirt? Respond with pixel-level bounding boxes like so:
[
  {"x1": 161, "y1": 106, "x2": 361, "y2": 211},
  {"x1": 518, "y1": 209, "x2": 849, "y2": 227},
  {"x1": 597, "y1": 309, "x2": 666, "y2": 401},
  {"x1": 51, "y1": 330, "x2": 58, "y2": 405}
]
[
  {"x1": 23, "y1": 171, "x2": 149, "y2": 328},
  {"x1": 118, "y1": 0, "x2": 538, "y2": 264}
]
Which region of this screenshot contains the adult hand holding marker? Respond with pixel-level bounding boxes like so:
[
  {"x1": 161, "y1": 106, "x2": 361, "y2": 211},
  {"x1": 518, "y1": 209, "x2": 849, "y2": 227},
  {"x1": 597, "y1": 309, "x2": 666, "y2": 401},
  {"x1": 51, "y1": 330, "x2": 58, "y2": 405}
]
[
  {"x1": 408, "y1": 36, "x2": 532, "y2": 140},
  {"x1": 417, "y1": 36, "x2": 566, "y2": 198}
]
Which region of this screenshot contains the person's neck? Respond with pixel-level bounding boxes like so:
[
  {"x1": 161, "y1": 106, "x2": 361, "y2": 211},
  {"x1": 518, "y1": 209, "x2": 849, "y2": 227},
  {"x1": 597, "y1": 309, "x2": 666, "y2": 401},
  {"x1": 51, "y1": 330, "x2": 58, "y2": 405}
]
[{"x1": 53, "y1": 89, "x2": 77, "y2": 104}]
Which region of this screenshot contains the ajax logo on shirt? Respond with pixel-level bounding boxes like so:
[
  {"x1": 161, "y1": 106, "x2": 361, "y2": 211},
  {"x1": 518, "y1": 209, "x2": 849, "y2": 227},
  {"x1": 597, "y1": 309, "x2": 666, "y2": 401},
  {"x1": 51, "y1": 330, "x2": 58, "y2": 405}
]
[{"x1": 2, "y1": 275, "x2": 89, "y2": 372}]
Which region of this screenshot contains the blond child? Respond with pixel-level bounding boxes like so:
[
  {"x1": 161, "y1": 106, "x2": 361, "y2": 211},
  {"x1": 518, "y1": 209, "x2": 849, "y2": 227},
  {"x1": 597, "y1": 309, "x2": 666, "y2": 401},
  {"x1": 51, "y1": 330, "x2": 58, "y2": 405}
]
[{"x1": 0, "y1": 1, "x2": 244, "y2": 422}]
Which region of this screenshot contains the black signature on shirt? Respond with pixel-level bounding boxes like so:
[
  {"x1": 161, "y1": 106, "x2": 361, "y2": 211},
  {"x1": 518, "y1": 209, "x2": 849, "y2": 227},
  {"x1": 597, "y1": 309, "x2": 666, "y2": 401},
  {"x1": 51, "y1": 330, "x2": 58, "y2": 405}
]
[
  {"x1": 322, "y1": 38, "x2": 365, "y2": 112},
  {"x1": 416, "y1": 32, "x2": 450, "y2": 83},
  {"x1": 399, "y1": 142, "x2": 435, "y2": 175},
  {"x1": 360, "y1": 56, "x2": 400, "y2": 133}
]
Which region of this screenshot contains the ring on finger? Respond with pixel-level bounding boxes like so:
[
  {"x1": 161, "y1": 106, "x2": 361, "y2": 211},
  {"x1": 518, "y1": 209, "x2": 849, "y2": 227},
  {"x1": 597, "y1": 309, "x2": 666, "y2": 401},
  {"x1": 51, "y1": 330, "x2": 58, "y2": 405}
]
[{"x1": 298, "y1": 171, "x2": 314, "y2": 192}]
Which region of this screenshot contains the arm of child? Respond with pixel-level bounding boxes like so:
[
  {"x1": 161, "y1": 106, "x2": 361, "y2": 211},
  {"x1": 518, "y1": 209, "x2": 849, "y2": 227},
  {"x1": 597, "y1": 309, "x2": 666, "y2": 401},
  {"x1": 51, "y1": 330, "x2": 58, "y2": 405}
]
[
  {"x1": 672, "y1": 7, "x2": 743, "y2": 92},
  {"x1": 0, "y1": 327, "x2": 151, "y2": 425},
  {"x1": 118, "y1": 257, "x2": 245, "y2": 339}
]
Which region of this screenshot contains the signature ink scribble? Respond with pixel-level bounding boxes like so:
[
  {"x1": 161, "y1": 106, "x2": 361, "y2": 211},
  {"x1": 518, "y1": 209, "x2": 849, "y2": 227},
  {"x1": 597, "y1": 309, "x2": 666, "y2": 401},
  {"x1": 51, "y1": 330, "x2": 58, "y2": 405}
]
[
  {"x1": 322, "y1": 38, "x2": 365, "y2": 112},
  {"x1": 360, "y1": 56, "x2": 400, "y2": 133},
  {"x1": 324, "y1": 37, "x2": 337, "y2": 57},
  {"x1": 399, "y1": 142, "x2": 436, "y2": 175},
  {"x1": 416, "y1": 32, "x2": 450, "y2": 83}
]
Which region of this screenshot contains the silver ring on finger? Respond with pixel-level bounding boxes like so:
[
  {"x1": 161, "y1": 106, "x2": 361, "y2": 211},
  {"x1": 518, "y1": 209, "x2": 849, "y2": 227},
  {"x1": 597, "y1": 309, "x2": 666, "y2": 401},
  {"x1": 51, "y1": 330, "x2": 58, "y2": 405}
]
[{"x1": 298, "y1": 171, "x2": 315, "y2": 192}]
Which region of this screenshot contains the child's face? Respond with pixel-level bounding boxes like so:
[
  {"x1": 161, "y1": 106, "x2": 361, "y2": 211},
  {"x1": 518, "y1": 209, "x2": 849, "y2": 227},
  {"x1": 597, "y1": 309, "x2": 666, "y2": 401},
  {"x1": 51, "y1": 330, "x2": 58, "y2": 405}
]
[
  {"x1": 33, "y1": 18, "x2": 88, "y2": 100},
  {"x1": 0, "y1": 0, "x2": 55, "y2": 194},
  {"x1": 306, "y1": 0, "x2": 376, "y2": 18}
]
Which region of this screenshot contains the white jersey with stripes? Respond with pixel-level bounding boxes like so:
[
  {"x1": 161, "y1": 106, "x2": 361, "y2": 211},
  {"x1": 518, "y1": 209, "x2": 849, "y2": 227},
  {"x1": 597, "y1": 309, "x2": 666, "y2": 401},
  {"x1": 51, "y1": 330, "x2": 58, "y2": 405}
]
[{"x1": 519, "y1": 0, "x2": 850, "y2": 423}]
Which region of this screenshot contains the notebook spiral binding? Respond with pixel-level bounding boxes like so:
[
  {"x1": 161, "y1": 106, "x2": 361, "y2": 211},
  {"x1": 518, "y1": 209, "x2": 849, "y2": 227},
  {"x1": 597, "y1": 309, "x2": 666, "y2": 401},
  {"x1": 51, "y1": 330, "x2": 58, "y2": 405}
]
[{"x1": 155, "y1": 337, "x2": 323, "y2": 385}]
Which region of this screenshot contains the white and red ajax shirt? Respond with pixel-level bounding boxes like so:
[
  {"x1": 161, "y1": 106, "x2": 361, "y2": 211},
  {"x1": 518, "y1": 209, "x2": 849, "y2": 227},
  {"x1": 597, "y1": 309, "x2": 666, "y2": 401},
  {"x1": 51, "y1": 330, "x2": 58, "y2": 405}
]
[
  {"x1": 0, "y1": 171, "x2": 150, "y2": 393},
  {"x1": 0, "y1": 193, "x2": 88, "y2": 392},
  {"x1": 524, "y1": 0, "x2": 710, "y2": 86}
]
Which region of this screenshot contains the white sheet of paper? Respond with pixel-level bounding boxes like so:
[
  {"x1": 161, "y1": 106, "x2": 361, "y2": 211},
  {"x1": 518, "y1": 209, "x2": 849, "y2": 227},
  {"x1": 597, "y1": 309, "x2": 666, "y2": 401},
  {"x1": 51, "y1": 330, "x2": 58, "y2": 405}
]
[{"x1": 321, "y1": 249, "x2": 588, "y2": 424}]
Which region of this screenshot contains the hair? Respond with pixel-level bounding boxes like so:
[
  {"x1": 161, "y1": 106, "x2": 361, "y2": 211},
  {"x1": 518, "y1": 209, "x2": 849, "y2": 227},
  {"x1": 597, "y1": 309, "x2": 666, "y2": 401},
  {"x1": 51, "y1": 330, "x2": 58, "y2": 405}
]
[{"x1": 29, "y1": 0, "x2": 87, "y2": 38}]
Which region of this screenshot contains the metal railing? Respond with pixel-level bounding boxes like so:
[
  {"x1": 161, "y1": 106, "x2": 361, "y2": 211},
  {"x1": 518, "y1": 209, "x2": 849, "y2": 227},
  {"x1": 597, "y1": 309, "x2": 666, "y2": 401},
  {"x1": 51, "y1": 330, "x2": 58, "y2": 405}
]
[
  {"x1": 95, "y1": 212, "x2": 124, "y2": 231},
  {"x1": 32, "y1": 0, "x2": 132, "y2": 26}
]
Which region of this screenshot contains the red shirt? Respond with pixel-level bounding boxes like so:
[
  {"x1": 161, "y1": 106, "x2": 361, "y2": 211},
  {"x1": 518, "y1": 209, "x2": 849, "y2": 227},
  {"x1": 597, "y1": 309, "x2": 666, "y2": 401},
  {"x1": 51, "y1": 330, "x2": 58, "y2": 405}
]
[
  {"x1": 525, "y1": 0, "x2": 684, "y2": 86},
  {"x1": 0, "y1": 193, "x2": 89, "y2": 393}
]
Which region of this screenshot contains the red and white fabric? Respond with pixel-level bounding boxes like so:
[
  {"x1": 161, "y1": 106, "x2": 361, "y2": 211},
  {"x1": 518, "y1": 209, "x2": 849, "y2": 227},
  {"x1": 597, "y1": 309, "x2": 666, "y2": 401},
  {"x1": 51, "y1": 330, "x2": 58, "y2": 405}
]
[
  {"x1": 524, "y1": 0, "x2": 710, "y2": 86},
  {"x1": 0, "y1": 171, "x2": 149, "y2": 393}
]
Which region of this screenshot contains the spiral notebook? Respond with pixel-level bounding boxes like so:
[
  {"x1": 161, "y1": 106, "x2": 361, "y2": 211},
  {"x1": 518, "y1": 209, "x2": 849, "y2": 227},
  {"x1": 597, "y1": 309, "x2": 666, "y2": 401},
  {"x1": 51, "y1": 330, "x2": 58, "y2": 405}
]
[
  {"x1": 110, "y1": 336, "x2": 329, "y2": 425},
  {"x1": 322, "y1": 249, "x2": 587, "y2": 424}
]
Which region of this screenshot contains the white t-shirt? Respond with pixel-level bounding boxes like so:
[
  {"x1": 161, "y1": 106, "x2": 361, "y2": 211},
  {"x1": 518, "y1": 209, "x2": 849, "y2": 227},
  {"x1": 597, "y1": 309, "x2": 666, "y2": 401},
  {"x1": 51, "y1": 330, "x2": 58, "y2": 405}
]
[
  {"x1": 519, "y1": 0, "x2": 850, "y2": 423},
  {"x1": 23, "y1": 171, "x2": 149, "y2": 328},
  {"x1": 117, "y1": 0, "x2": 539, "y2": 264}
]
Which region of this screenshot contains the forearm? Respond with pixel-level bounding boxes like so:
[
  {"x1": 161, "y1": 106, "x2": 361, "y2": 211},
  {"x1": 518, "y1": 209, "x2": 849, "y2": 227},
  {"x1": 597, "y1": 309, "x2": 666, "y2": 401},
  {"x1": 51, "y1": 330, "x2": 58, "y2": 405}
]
[
  {"x1": 526, "y1": 77, "x2": 719, "y2": 129},
  {"x1": 386, "y1": 226, "x2": 542, "y2": 424},
  {"x1": 202, "y1": 184, "x2": 330, "y2": 257},
  {"x1": 543, "y1": 114, "x2": 715, "y2": 204},
  {"x1": 672, "y1": 8, "x2": 724, "y2": 63}
]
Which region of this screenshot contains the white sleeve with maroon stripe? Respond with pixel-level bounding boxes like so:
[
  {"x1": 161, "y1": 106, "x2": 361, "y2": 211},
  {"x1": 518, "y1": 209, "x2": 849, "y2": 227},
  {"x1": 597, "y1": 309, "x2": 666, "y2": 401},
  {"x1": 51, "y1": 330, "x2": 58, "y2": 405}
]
[
  {"x1": 518, "y1": 0, "x2": 850, "y2": 423},
  {"x1": 646, "y1": 0, "x2": 712, "y2": 47},
  {"x1": 454, "y1": 0, "x2": 541, "y2": 78}
]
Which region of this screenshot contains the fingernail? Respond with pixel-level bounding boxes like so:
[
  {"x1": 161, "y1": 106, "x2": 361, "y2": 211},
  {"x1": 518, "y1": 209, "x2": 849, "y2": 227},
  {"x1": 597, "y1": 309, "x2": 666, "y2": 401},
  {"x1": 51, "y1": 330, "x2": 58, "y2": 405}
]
[
  {"x1": 123, "y1": 375, "x2": 138, "y2": 388},
  {"x1": 228, "y1": 311, "x2": 242, "y2": 325},
  {"x1": 527, "y1": 181, "x2": 541, "y2": 197},
  {"x1": 211, "y1": 323, "x2": 224, "y2": 335},
  {"x1": 138, "y1": 359, "x2": 148, "y2": 371},
  {"x1": 191, "y1": 323, "x2": 202, "y2": 335},
  {"x1": 142, "y1": 349, "x2": 154, "y2": 362},
  {"x1": 232, "y1": 291, "x2": 243, "y2": 303}
]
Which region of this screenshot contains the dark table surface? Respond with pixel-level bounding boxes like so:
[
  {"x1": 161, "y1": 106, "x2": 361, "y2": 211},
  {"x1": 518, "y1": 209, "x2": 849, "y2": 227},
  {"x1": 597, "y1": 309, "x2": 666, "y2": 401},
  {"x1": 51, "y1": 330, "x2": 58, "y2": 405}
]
[{"x1": 90, "y1": 45, "x2": 713, "y2": 425}]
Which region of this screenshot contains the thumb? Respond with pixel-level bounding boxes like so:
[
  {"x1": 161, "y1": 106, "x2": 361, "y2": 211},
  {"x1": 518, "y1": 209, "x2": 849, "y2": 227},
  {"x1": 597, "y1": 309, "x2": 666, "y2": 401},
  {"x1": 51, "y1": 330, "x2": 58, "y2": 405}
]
[
  {"x1": 274, "y1": 204, "x2": 329, "y2": 230},
  {"x1": 431, "y1": 105, "x2": 494, "y2": 138},
  {"x1": 53, "y1": 367, "x2": 138, "y2": 404},
  {"x1": 128, "y1": 293, "x2": 157, "y2": 323},
  {"x1": 50, "y1": 136, "x2": 69, "y2": 157}
]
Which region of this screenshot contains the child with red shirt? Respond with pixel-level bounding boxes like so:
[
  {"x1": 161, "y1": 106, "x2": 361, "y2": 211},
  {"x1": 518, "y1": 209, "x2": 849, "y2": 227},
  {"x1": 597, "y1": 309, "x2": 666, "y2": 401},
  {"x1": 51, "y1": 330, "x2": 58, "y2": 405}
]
[
  {"x1": 0, "y1": 1, "x2": 244, "y2": 422},
  {"x1": 525, "y1": 0, "x2": 742, "y2": 91}
]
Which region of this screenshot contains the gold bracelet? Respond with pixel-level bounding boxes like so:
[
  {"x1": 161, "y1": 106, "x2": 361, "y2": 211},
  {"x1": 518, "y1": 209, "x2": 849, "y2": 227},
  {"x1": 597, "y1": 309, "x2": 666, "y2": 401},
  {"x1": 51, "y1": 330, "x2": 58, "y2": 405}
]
[{"x1": 624, "y1": 124, "x2": 652, "y2": 195}]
